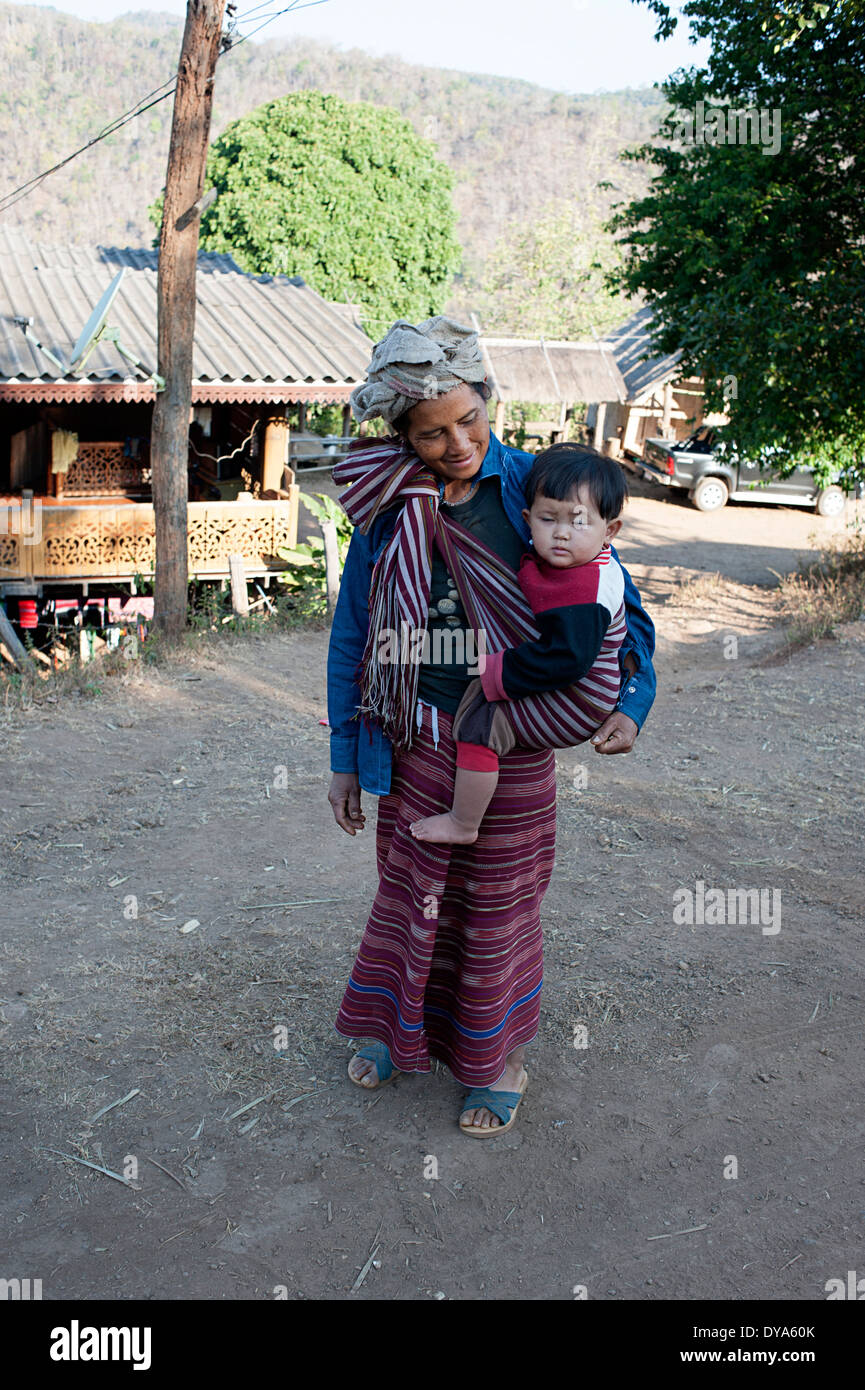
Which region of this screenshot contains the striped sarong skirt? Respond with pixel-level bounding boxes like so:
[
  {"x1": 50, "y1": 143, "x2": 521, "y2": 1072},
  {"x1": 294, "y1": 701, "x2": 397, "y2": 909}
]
[{"x1": 335, "y1": 700, "x2": 557, "y2": 1087}]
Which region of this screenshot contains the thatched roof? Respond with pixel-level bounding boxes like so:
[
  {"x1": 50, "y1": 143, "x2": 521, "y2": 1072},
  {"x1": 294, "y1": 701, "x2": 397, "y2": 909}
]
[{"x1": 480, "y1": 336, "x2": 627, "y2": 405}]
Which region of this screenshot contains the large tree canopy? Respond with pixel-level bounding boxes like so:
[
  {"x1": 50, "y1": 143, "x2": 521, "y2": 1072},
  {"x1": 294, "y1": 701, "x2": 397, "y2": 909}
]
[
  {"x1": 189, "y1": 91, "x2": 462, "y2": 334},
  {"x1": 637, "y1": 0, "x2": 862, "y2": 44},
  {"x1": 612, "y1": 0, "x2": 865, "y2": 481}
]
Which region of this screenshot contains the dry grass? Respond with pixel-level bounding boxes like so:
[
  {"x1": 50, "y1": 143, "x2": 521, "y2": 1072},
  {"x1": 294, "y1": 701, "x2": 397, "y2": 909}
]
[
  {"x1": 776, "y1": 524, "x2": 865, "y2": 647},
  {"x1": 0, "y1": 921, "x2": 339, "y2": 1124},
  {"x1": 0, "y1": 592, "x2": 328, "y2": 714},
  {"x1": 672, "y1": 571, "x2": 727, "y2": 606},
  {"x1": 0, "y1": 643, "x2": 132, "y2": 712}
]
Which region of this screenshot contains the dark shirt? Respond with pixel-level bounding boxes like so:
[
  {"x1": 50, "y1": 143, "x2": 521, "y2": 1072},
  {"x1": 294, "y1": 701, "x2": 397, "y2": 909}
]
[{"x1": 416, "y1": 474, "x2": 526, "y2": 714}]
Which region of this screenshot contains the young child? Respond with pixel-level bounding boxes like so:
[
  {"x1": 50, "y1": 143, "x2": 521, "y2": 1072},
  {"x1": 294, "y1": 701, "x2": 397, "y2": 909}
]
[{"x1": 410, "y1": 444, "x2": 627, "y2": 844}]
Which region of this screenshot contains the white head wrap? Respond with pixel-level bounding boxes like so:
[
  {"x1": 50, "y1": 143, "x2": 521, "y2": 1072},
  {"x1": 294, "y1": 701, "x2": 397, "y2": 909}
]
[{"x1": 350, "y1": 315, "x2": 487, "y2": 425}]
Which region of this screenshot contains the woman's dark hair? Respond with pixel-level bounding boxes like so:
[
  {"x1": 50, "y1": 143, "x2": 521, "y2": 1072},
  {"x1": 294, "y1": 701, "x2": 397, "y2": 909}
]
[
  {"x1": 524, "y1": 442, "x2": 628, "y2": 521},
  {"x1": 392, "y1": 380, "x2": 492, "y2": 437}
]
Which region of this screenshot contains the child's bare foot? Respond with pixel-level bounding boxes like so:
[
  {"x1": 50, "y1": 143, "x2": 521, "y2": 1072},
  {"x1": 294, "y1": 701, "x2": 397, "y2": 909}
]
[{"x1": 410, "y1": 811, "x2": 479, "y2": 844}]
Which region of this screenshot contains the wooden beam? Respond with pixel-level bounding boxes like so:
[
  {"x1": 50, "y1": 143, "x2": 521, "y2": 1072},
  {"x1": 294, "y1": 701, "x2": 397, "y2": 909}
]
[
  {"x1": 662, "y1": 381, "x2": 674, "y2": 436},
  {"x1": 623, "y1": 409, "x2": 641, "y2": 453},
  {"x1": 0, "y1": 604, "x2": 35, "y2": 671},
  {"x1": 150, "y1": 0, "x2": 227, "y2": 638}
]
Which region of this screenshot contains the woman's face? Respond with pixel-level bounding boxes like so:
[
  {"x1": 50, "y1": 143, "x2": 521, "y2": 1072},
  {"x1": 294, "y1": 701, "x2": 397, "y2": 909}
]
[{"x1": 402, "y1": 384, "x2": 490, "y2": 483}]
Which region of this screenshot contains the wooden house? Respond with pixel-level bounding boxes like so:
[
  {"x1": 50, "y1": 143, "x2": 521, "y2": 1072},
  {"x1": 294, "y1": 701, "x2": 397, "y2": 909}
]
[
  {"x1": 0, "y1": 230, "x2": 372, "y2": 599},
  {"x1": 478, "y1": 334, "x2": 628, "y2": 446},
  {"x1": 585, "y1": 306, "x2": 723, "y2": 461}
]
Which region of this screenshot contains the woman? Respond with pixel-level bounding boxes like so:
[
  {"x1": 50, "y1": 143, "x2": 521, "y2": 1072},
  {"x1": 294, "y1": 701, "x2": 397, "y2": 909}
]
[{"x1": 327, "y1": 317, "x2": 656, "y2": 1136}]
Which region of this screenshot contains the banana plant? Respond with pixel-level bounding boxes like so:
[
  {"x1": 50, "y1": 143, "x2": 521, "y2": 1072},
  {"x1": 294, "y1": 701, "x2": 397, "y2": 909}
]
[{"x1": 276, "y1": 493, "x2": 354, "y2": 604}]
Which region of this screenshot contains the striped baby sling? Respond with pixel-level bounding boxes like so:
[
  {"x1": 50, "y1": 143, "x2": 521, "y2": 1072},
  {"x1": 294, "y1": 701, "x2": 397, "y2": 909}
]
[{"x1": 332, "y1": 438, "x2": 627, "y2": 753}]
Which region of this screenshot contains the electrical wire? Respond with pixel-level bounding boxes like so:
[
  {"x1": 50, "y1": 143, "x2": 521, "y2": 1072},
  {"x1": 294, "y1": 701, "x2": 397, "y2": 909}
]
[
  {"x1": 0, "y1": 85, "x2": 179, "y2": 216},
  {"x1": 188, "y1": 418, "x2": 259, "y2": 466},
  {"x1": 0, "y1": 0, "x2": 332, "y2": 218},
  {"x1": 225, "y1": 1, "x2": 331, "y2": 52}
]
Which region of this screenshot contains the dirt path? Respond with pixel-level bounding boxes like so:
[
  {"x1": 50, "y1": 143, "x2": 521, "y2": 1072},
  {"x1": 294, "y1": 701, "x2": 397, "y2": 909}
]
[{"x1": 2, "y1": 495, "x2": 863, "y2": 1301}]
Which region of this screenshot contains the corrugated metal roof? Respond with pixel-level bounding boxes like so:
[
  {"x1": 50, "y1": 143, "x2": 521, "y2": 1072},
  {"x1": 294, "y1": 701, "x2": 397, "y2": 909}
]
[
  {"x1": 604, "y1": 304, "x2": 683, "y2": 402},
  {"x1": 0, "y1": 228, "x2": 373, "y2": 392},
  {"x1": 480, "y1": 337, "x2": 626, "y2": 405}
]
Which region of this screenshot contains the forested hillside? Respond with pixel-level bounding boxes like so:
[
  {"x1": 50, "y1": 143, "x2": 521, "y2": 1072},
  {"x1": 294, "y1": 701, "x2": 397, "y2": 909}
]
[{"x1": 0, "y1": 3, "x2": 666, "y2": 333}]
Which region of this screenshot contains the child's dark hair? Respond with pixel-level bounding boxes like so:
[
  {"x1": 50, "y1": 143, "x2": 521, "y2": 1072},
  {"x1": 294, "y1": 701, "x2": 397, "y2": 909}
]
[{"x1": 524, "y1": 443, "x2": 627, "y2": 521}]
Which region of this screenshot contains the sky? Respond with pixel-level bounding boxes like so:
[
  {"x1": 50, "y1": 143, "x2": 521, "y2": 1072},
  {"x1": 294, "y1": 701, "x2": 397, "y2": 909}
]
[{"x1": 12, "y1": 0, "x2": 711, "y2": 93}]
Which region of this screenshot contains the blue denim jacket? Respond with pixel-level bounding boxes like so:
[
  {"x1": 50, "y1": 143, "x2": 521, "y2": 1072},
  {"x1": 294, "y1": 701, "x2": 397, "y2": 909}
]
[{"x1": 327, "y1": 431, "x2": 657, "y2": 795}]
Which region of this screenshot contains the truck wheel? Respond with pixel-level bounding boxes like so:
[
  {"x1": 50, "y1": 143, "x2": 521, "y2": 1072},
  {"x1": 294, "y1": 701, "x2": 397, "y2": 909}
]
[
  {"x1": 815, "y1": 486, "x2": 845, "y2": 517},
  {"x1": 691, "y1": 476, "x2": 729, "y2": 512}
]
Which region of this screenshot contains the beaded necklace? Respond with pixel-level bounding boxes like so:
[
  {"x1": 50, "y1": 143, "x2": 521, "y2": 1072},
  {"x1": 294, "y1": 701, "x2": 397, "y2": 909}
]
[
  {"x1": 442, "y1": 476, "x2": 481, "y2": 508},
  {"x1": 427, "y1": 477, "x2": 481, "y2": 626}
]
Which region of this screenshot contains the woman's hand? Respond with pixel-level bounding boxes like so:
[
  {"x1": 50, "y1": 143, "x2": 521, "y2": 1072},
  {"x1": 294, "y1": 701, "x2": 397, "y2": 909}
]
[
  {"x1": 328, "y1": 772, "x2": 366, "y2": 835},
  {"x1": 590, "y1": 711, "x2": 639, "y2": 755},
  {"x1": 590, "y1": 652, "x2": 640, "y2": 754}
]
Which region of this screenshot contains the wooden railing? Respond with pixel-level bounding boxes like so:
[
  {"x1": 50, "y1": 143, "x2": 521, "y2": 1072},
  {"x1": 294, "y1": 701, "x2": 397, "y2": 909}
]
[{"x1": 0, "y1": 491, "x2": 299, "y2": 584}]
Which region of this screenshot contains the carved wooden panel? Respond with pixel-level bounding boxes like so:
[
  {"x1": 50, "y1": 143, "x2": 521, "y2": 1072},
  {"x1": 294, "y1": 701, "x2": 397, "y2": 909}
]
[
  {"x1": 0, "y1": 527, "x2": 20, "y2": 574},
  {"x1": 21, "y1": 491, "x2": 299, "y2": 582},
  {"x1": 63, "y1": 442, "x2": 151, "y2": 497}
]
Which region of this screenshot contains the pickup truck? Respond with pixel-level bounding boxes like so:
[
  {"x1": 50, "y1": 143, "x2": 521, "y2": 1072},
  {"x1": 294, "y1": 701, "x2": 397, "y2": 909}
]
[{"x1": 635, "y1": 427, "x2": 847, "y2": 515}]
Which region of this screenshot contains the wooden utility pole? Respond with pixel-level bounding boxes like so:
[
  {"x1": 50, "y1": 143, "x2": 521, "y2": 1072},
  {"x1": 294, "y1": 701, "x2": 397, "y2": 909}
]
[{"x1": 151, "y1": 0, "x2": 227, "y2": 637}]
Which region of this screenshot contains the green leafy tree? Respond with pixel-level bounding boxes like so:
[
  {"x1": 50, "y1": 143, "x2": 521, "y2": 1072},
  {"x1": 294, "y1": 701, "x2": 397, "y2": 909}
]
[
  {"x1": 639, "y1": 0, "x2": 859, "y2": 46},
  {"x1": 612, "y1": 0, "x2": 865, "y2": 482},
  {"x1": 474, "y1": 201, "x2": 629, "y2": 340},
  {"x1": 166, "y1": 91, "x2": 462, "y2": 334}
]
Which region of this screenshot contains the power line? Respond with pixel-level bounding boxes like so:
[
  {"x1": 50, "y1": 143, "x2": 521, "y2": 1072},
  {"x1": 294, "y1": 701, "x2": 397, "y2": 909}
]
[
  {"x1": 227, "y1": 1, "x2": 331, "y2": 52},
  {"x1": 0, "y1": 85, "x2": 179, "y2": 217},
  {"x1": 0, "y1": 0, "x2": 331, "y2": 219}
]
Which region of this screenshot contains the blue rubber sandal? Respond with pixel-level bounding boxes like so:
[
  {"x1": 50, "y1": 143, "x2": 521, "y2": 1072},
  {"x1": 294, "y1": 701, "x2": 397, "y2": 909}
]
[
  {"x1": 459, "y1": 1069, "x2": 528, "y2": 1138},
  {"x1": 348, "y1": 1042, "x2": 401, "y2": 1091}
]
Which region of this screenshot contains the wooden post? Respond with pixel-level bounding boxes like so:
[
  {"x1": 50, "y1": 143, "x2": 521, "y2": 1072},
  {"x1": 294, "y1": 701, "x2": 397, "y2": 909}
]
[
  {"x1": 593, "y1": 401, "x2": 607, "y2": 451},
  {"x1": 341, "y1": 404, "x2": 352, "y2": 438},
  {"x1": 262, "y1": 412, "x2": 289, "y2": 493},
  {"x1": 622, "y1": 407, "x2": 638, "y2": 455},
  {"x1": 229, "y1": 553, "x2": 249, "y2": 616},
  {"x1": 150, "y1": 0, "x2": 227, "y2": 637},
  {"x1": 494, "y1": 399, "x2": 506, "y2": 438},
  {"x1": 21, "y1": 490, "x2": 36, "y2": 586},
  {"x1": 662, "y1": 381, "x2": 674, "y2": 437},
  {"x1": 321, "y1": 520, "x2": 340, "y2": 612}
]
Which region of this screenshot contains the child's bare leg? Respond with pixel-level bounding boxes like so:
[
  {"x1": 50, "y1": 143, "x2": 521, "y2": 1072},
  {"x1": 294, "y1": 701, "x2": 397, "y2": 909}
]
[{"x1": 410, "y1": 765, "x2": 500, "y2": 843}]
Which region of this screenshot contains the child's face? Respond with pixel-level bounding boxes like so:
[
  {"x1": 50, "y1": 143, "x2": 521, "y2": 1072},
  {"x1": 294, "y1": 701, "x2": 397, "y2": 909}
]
[{"x1": 522, "y1": 484, "x2": 622, "y2": 568}]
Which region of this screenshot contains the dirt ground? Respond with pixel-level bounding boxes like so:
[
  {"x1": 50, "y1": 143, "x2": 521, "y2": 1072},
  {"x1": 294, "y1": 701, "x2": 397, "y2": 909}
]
[{"x1": 2, "y1": 484, "x2": 863, "y2": 1302}]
